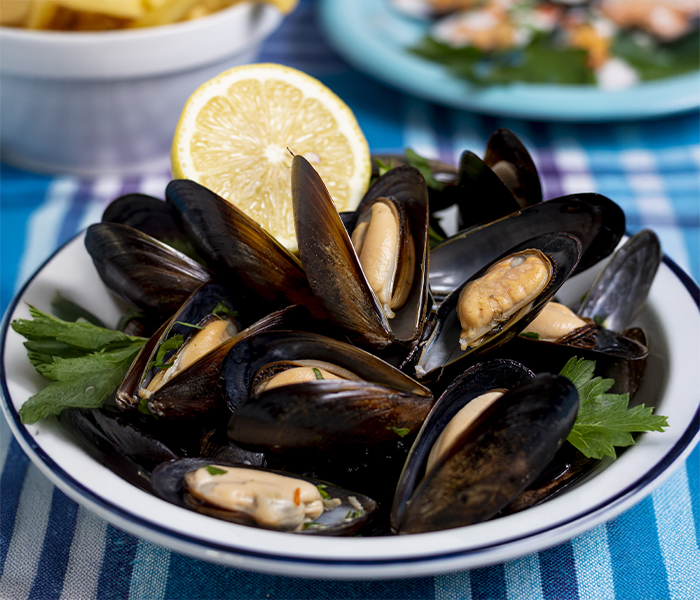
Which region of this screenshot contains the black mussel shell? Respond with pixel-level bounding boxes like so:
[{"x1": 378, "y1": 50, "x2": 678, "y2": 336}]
[
  {"x1": 429, "y1": 193, "x2": 625, "y2": 302},
  {"x1": 451, "y1": 150, "x2": 524, "y2": 230},
  {"x1": 391, "y1": 359, "x2": 535, "y2": 531},
  {"x1": 198, "y1": 425, "x2": 267, "y2": 466},
  {"x1": 85, "y1": 222, "x2": 214, "y2": 332},
  {"x1": 395, "y1": 373, "x2": 579, "y2": 534},
  {"x1": 501, "y1": 443, "x2": 601, "y2": 516},
  {"x1": 165, "y1": 179, "x2": 325, "y2": 322},
  {"x1": 59, "y1": 405, "x2": 180, "y2": 494},
  {"x1": 414, "y1": 233, "x2": 582, "y2": 386},
  {"x1": 150, "y1": 458, "x2": 377, "y2": 535},
  {"x1": 118, "y1": 283, "x2": 315, "y2": 419},
  {"x1": 293, "y1": 156, "x2": 430, "y2": 348},
  {"x1": 483, "y1": 128, "x2": 542, "y2": 209},
  {"x1": 494, "y1": 327, "x2": 649, "y2": 397},
  {"x1": 223, "y1": 330, "x2": 434, "y2": 451},
  {"x1": 101, "y1": 193, "x2": 197, "y2": 257},
  {"x1": 116, "y1": 282, "x2": 243, "y2": 417},
  {"x1": 370, "y1": 152, "x2": 459, "y2": 214},
  {"x1": 577, "y1": 229, "x2": 661, "y2": 332}
]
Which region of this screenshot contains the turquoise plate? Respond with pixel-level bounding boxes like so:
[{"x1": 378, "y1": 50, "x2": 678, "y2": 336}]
[{"x1": 319, "y1": 0, "x2": 700, "y2": 122}]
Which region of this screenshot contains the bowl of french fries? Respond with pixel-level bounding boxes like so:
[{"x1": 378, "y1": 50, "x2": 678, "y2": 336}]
[{"x1": 0, "y1": 0, "x2": 294, "y2": 175}]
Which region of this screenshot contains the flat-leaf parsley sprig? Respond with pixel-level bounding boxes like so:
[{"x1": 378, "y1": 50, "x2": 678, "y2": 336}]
[
  {"x1": 560, "y1": 357, "x2": 668, "y2": 460},
  {"x1": 11, "y1": 305, "x2": 147, "y2": 424}
]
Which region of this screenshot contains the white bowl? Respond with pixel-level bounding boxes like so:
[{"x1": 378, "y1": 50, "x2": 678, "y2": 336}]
[
  {"x1": 0, "y1": 3, "x2": 283, "y2": 175},
  {"x1": 1, "y1": 230, "x2": 699, "y2": 579}
]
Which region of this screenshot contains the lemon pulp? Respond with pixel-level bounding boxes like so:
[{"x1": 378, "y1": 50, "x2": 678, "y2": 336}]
[{"x1": 171, "y1": 64, "x2": 371, "y2": 252}]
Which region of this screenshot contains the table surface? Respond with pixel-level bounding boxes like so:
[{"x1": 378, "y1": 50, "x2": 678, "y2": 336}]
[{"x1": 1, "y1": 0, "x2": 699, "y2": 598}]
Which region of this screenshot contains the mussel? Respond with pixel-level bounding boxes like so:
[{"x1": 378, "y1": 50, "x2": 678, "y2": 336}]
[
  {"x1": 413, "y1": 232, "x2": 582, "y2": 390},
  {"x1": 429, "y1": 193, "x2": 625, "y2": 303},
  {"x1": 151, "y1": 458, "x2": 377, "y2": 535},
  {"x1": 223, "y1": 330, "x2": 434, "y2": 452},
  {"x1": 165, "y1": 179, "x2": 326, "y2": 322},
  {"x1": 392, "y1": 368, "x2": 579, "y2": 534},
  {"x1": 292, "y1": 155, "x2": 430, "y2": 349},
  {"x1": 85, "y1": 222, "x2": 214, "y2": 333},
  {"x1": 116, "y1": 283, "x2": 316, "y2": 419}
]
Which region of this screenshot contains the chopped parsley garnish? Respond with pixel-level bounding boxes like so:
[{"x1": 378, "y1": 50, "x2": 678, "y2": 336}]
[
  {"x1": 205, "y1": 466, "x2": 228, "y2": 476},
  {"x1": 50, "y1": 293, "x2": 106, "y2": 328},
  {"x1": 173, "y1": 321, "x2": 205, "y2": 330},
  {"x1": 345, "y1": 510, "x2": 361, "y2": 520},
  {"x1": 374, "y1": 156, "x2": 394, "y2": 176},
  {"x1": 387, "y1": 426, "x2": 411, "y2": 438},
  {"x1": 211, "y1": 301, "x2": 238, "y2": 319},
  {"x1": 519, "y1": 331, "x2": 540, "y2": 340},
  {"x1": 303, "y1": 522, "x2": 330, "y2": 530},
  {"x1": 11, "y1": 305, "x2": 147, "y2": 424},
  {"x1": 313, "y1": 368, "x2": 324, "y2": 380},
  {"x1": 316, "y1": 484, "x2": 330, "y2": 499},
  {"x1": 405, "y1": 148, "x2": 446, "y2": 191},
  {"x1": 428, "y1": 226, "x2": 445, "y2": 249},
  {"x1": 146, "y1": 334, "x2": 184, "y2": 372},
  {"x1": 560, "y1": 357, "x2": 668, "y2": 460}
]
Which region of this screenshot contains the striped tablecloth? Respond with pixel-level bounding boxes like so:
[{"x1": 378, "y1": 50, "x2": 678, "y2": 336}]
[{"x1": 1, "y1": 0, "x2": 699, "y2": 597}]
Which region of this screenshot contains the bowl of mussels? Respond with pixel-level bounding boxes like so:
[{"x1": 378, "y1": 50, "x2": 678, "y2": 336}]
[{"x1": 1, "y1": 128, "x2": 699, "y2": 578}]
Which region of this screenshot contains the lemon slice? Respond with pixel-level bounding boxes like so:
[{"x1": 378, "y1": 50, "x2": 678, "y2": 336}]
[{"x1": 171, "y1": 63, "x2": 371, "y2": 252}]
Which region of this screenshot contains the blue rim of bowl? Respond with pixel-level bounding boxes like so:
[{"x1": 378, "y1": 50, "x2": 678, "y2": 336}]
[
  {"x1": 1, "y1": 229, "x2": 699, "y2": 570},
  {"x1": 319, "y1": 0, "x2": 700, "y2": 122}
]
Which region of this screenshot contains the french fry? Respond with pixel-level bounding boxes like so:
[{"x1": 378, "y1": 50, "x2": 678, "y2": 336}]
[
  {"x1": 0, "y1": 1, "x2": 34, "y2": 27},
  {"x1": 25, "y1": 1, "x2": 60, "y2": 29},
  {"x1": 130, "y1": 0, "x2": 217, "y2": 27},
  {"x1": 0, "y1": 0, "x2": 298, "y2": 31},
  {"x1": 52, "y1": 0, "x2": 146, "y2": 19}
]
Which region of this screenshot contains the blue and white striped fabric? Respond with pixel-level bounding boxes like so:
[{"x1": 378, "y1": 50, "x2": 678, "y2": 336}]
[{"x1": 1, "y1": 0, "x2": 699, "y2": 597}]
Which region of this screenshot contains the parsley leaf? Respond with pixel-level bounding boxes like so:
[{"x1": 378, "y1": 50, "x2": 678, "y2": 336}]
[
  {"x1": 374, "y1": 157, "x2": 394, "y2": 176},
  {"x1": 560, "y1": 357, "x2": 668, "y2": 460},
  {"x1": 205, "y1": 466, "x2": 228, "y2": 476},
  {"x1": 519, "y1": 331, "x2": 540, "y2": 340},
  {"x1": 13, "y1": 305, "x2": 142, "y2": 353},
  {"x1": 11, "y1": 305, "x2": 147, "y2": 424},
  {"x1": 405, "y1": 148, "x2": 446, "y2": 191},
  {"x1": 411, "y1": 32, "x2": 595, "y2": 86},
  {"x1": 428, "y1": 226, "x2": 445, "y2": 249},
  {"x1": 387, "y1": 426, "x2": 411, "y2": 438},
  {"x1": 19, "y1": 344, "x2": 144, "y2": 424},
  {"x1": 146, "y1": 334, "x2": 184, "y2": 372},
  {"x1": 211, "y1": 301, "x2": 237, "y2": 319}
]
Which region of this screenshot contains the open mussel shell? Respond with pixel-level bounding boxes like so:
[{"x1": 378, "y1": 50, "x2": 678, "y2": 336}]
[
  {"x1": 414, "y1": 233, "x2": 582, "y2": 387},
  {"x1": 391, "y1": 359, "x2": 535, "y2": 531},
  {"x1": 449, "y1": 150, "x2": 522, "y2": 231},
  {"x1": 370, "y1": 152, "x2": 459, "y2": 213},
  {"x1": 577, "y1": 229, "x2": 662, "y2": 332},
  {"x1": 58, "y1": 404, "x2": 181, "y2": 494},
  {"x1": 85, "y1": 222, "x2": 214, "y2": 332},
  {"x1": 429, "y1": 193, "x2": 625, "y2": 302},
  {"x1": 116, "y1": 282, "x2": 242, "y2": 417},
  {"x1": 150, "y1": 458, "x2": 377, "y2": 535},
  {"x1": 483, "y1": 128, "x2": 542, "y2": 209},
  {"x1": 393, "y1": 373, "x2": 579, "y2": 534},
  {"x1": 223, "y1": 330, "x2": 434, "y2": 451},
  {"x1": 292, "y1": 156, "x2": 430, "y2": 348},
  {"x1": 435, "y1": 129, "x2": 542, "y2": 232},
  {"x1": 101, "y1": 193, "x2": 195, "y2": 255},
  {"x1": 496, "y1": 327, "x2": 649, "y2": 397},
  {"x1": 165, "y1": 179, "x2": 325, "y2": 321},
  {"x1": 501, "y1": 442, "x2": 601, "y2": 516},
  {"x1": 118, "y1": 282, "x2": 317, "y2": 419}
]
